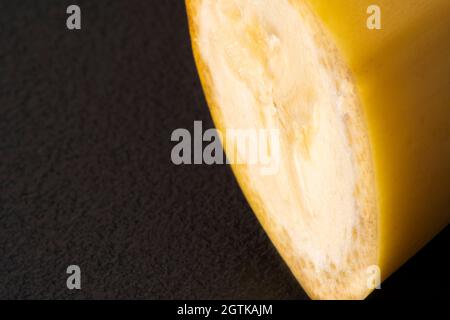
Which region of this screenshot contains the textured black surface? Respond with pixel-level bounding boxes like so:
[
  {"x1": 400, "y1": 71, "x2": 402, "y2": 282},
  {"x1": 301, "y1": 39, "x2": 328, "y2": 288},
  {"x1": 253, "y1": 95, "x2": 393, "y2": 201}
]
[{"x1": 0, "y1": 1, "x2": 448, "y2": 300}]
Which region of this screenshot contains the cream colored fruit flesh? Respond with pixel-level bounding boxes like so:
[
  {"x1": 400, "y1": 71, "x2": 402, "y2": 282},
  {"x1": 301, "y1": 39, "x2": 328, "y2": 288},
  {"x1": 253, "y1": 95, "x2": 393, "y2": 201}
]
[{"x1": 195, "y1": 0, "x2": 378, "y2": 299}]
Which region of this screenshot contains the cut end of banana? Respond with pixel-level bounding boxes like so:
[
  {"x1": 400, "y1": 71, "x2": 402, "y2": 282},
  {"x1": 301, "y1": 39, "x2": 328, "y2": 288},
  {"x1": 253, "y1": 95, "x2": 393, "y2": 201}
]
[{"x1": 188, "y1": 0, "x2": 379, "y2": 299}]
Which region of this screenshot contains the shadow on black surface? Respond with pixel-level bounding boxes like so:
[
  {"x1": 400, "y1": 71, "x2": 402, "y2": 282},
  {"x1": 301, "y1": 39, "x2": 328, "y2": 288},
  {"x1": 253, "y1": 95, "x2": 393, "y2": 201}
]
[{"x1": 368, "y1": 225, "x2": 449, "y2": 300}]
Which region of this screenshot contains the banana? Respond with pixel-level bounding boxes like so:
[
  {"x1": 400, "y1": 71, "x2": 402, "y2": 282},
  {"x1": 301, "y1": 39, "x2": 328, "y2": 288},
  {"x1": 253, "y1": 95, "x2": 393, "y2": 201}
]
[{"x1": 186, "y1": 0, "x2": 450, "y2": 299}]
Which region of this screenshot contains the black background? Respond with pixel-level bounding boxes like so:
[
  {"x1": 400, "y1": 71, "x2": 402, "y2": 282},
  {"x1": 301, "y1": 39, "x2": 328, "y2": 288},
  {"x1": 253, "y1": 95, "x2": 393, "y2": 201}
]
[{"x1": 0, "y1": 1, "x2": 448, "y2": 299}]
